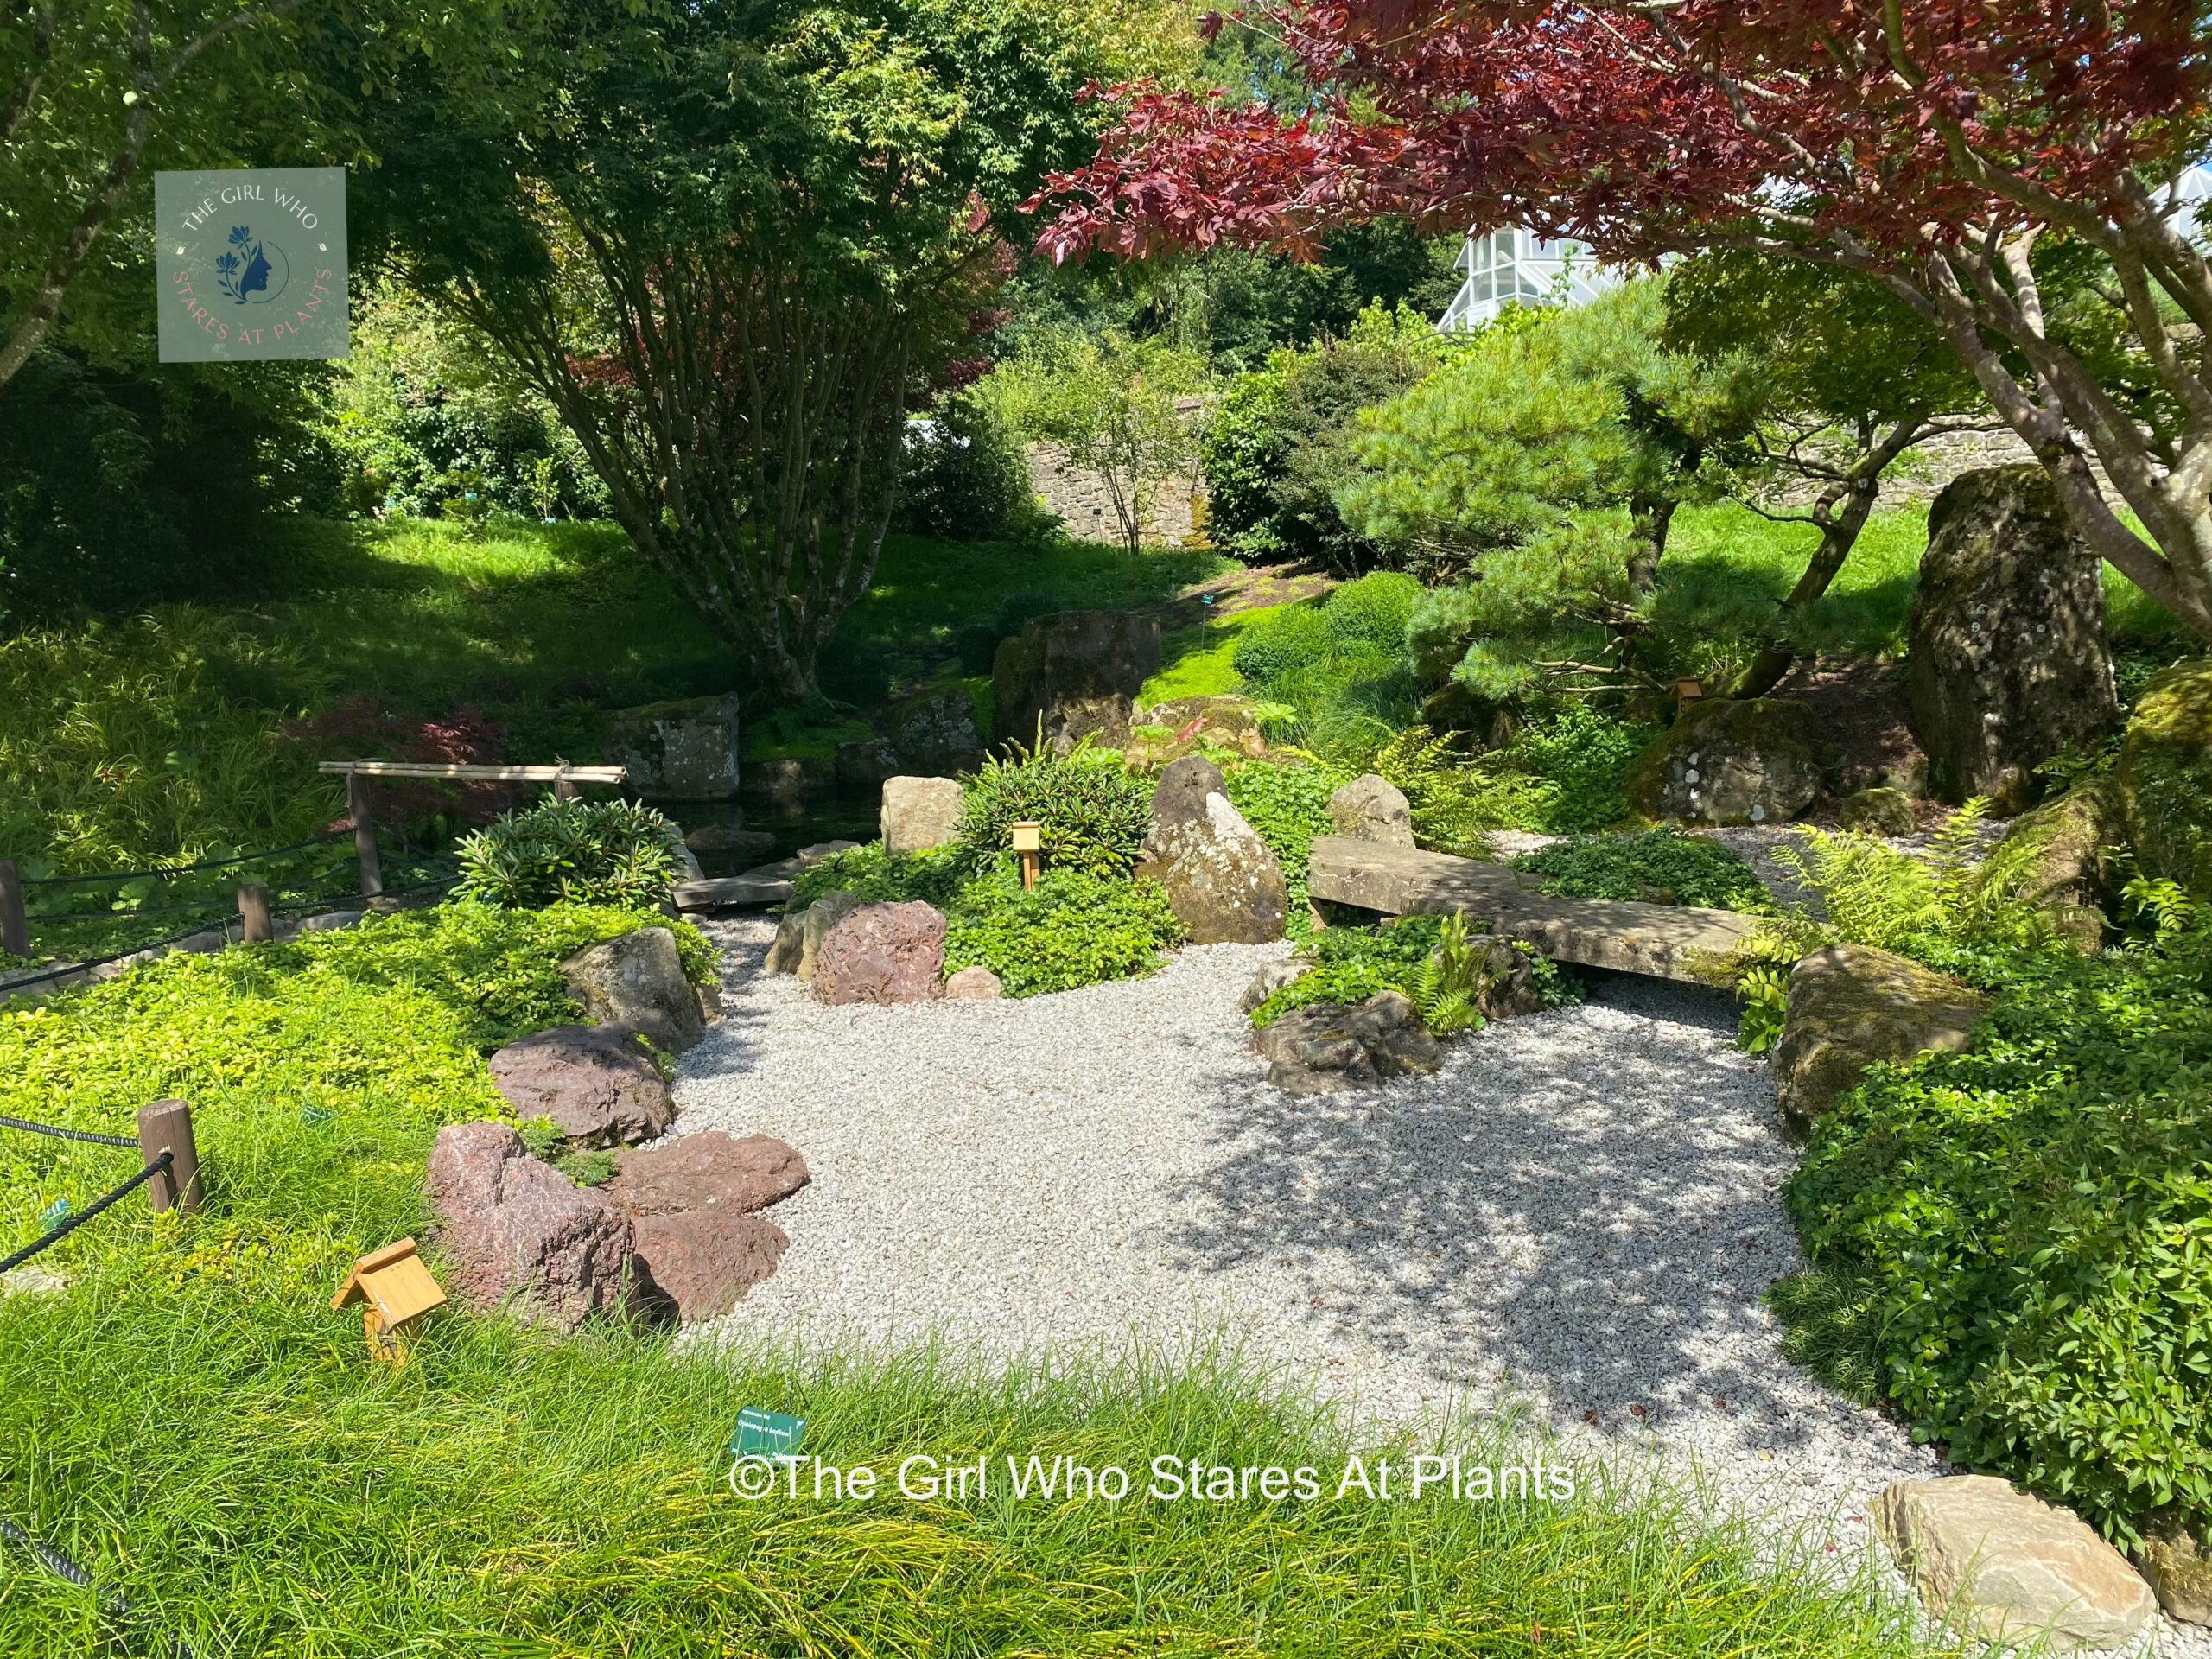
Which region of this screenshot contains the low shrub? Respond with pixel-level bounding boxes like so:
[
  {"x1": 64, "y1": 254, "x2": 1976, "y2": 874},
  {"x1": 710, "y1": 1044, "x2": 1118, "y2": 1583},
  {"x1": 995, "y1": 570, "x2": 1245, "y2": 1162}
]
[
  {"x1": 1507, "y1": 703, "x2": 1655, "y2": 834},
  {"x1": 894, "y1": 392, "x2": 1047, "y2": 543},
  {"x1": 1783, "y1": 922, "x2": 2212, "y2": 1545},
  {"x1": 956, "y1": 739, "x2": 1153, "y2": 878},
  {"x1": 944, "y1": 865, "x2": 1186, "y2": 996},
  {"x1": 788, "y1": 843, "x2": 968, "y2": 912},
  {"x1": 454, "y1": 798, "x2": 680, "y2": 910},
  {"x1": 1230, "y1": 580, "x2": 1425, "y2": 759},
  {"x1": 1513, "y1": 830, "x2": 1773, "y2": 912},
  {"x1": 954, "y1": 588, "x2": 1065, "y2": 677},
  {"x1": 1252, "y1": 914, "x2": 1577, "y2": 1031}
]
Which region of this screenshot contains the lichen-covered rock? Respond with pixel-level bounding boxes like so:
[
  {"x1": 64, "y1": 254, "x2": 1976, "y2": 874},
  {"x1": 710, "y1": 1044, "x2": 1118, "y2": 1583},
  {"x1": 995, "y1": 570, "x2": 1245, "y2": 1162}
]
[
  {"x1": 1625, "y1": 697, "x2": 1823, "y2": 826},
  {"x1": 1838, "y1": 786, "x2": 1919, "y2": 836},
  {"x1": 765, "y1": 890, "x2": 863, "y2": 981},
  {"x1": 1773, "y1": 944, "x2": 1990, "y2": 1128},
  {"x1": 1327, "y1": 774, "x2": 1415, "y2": 845},
  {"x1": 1907, "y1": 467, "x2": 2120, "y2": 811},
  {"x1": 1981, "y1": 780, "x2": 2121, "y2": 951},
  {"x1": 684, "y1": 822, "x2": 777, "y2": 865},
  {"x1": 880, "y1": 688, "x2": 986, "y2": 776},
  {"x1": 880, "y1": 775, "x2": 965, "y2": 857},
  {"x1": 944, "y1": 965, "x2": 1003, "y2": 999},
  {"x1": 607, "y1": 1130, "x2": 810, "y2": 1217},
  {"x1": 1144, "y1": 695, "x2": 1269, "y2": 758},
  {"x1": 811, "y1": 901, "x2": 947, "y2": 1005},
  {"x1": 1473, "y1": 940, "x2": 1546, "y2": 1020},
  {"x1": 1241, "y1": 958, "x2": 1311, "y2": 1014},
  {"x1": 2140, "y1": 1522, "x2": 2212, "y2": 1627},
  {"x1": 1876, "y1": 1476, "x2": 2156, "y2": 1651},
  {"x1": 487, "y1": 1024, "x2": 674, "y2": 1148},
  {"x1": 1253, "y1": 990, "x2": 1442, "y2": 1094},
  {"x1": 559, "y1": 927, "x2": 705, "y2": 1054},
  {"x1": 2117, "y1": 656, "x2": 2212, "y2": 897},
  {"x1": 834, "y1": 734, "x2": 901, "y2": 791},
  {"x1": 631, "y1": 1210, "x2": 788, "y2": 1323},
  {"x1": 991, "y1": 610, "x2": 1162, "y2": 753},
  {"x1": 1135, "y1": 756, "x2": 1287, "y2": 944},
  {"x1": 603, "y1": 694, "x2": 743, "y2": 800},
  {"x1": 424, "y1": 1122, "x2": 638, "y2": 1331}
]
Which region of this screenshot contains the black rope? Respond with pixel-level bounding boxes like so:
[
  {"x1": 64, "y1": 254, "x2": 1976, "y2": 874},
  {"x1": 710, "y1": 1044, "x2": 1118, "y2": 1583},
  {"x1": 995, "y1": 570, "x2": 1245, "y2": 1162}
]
[
  {"x1": 0, "y1": 1516, "x2": 196, "y2": 1658},
  {"x1": 0, "y1": 1115, "x2": 138, "y2": 1149},
  {"x1": 30, "y1": 899, "x2": 240, "y2": 925},
  {"x1": 0, "y1": 918, "x2": 239, "y2": 995},
  {"x1": 0, "y1": 1153, "x2": 170, "y2": 1274},
  {"x1": 23, "y1": 830, "x2": 352, "y2": 887}
]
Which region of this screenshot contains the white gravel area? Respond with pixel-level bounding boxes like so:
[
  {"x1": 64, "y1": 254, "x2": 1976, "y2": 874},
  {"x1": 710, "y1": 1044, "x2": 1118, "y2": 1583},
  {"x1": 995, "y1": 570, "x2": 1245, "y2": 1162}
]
[{"x1": 676, "y1": 920, "x2": 2205, "y2": 1656}]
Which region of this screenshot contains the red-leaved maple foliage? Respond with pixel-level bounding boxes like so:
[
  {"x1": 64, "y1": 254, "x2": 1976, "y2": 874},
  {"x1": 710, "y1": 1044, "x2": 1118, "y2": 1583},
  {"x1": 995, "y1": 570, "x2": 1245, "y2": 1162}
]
[{"x1": 1032, "y1": 0, "x2": 2212, "y2": 638}]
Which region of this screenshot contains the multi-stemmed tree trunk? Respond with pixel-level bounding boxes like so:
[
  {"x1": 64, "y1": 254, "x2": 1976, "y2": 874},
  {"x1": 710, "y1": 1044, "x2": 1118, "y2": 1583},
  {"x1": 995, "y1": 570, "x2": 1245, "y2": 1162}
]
[{"x1": 442, "y1": 242, "x2": 917, "y2": 703}]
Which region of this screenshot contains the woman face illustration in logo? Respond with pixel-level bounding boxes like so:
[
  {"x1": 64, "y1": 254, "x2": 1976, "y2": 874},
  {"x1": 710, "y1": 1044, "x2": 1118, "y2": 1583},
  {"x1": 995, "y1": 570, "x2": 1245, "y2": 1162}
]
[{"x1": 213, "y1": 225, "x2": 290, "y2": 306}]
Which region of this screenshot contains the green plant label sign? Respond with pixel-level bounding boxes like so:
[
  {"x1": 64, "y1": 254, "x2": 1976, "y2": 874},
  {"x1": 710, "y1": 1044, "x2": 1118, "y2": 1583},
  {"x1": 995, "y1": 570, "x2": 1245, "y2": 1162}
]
[
  {"x1": 728, "y1": 1407, "x2": 806, "y2": 1461},
  {"x1": 156, "y1": 168, "x2": 348, "y2": 362}
]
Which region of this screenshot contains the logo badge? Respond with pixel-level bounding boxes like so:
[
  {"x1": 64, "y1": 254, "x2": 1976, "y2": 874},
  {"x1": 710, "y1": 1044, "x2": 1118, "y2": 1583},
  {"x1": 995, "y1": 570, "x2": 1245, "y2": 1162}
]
[{"x1": 156, "y1": 167, "x2": 348, "y2": 362}]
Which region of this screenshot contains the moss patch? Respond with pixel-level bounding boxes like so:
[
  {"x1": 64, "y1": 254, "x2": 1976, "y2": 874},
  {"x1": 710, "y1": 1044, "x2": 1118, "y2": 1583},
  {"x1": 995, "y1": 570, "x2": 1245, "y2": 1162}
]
[{"x1": 2119, "y1": 657, "x2": 2212, "y2": 895}]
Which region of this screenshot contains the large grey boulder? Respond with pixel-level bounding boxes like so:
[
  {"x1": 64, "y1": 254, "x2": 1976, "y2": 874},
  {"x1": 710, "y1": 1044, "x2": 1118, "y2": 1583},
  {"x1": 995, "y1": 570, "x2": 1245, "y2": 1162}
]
[
  {"x1": 880, "y1": 775, "x2": 965, "y2": 857},
  {"x1": 1908, "y1": 467, "x2": 2120, "y2": 811},
  {"x1": 424, "y1": 1122, "x2": 638, "y2": 1331},
  {"x1": 1135, "y1": 756, "x2": 1287, "y2": 944},
  {"x1": 630, "y1": 1210, "x2": 788, "y2": 1323},
  {"x1": 1253, "y1": 990, "x2": 1442, "y2": 1095},
  {"x1": 1625, "y1": 697, "x2": 1823, "y2": 826},
  {"x1": 559, "y1": 927, "x2": 705, "y2": 1054},
  {"x1": 880, "y1": 688, "x2": 986, "y2": 775},
  {"x1": 1837, "y1": 786, "x2": 1918, "y2": 836},
  {"x1": 1773, "y1": 944, "x2": 1989, "y2": 1129},
  {"x1": 603, "y1": 694, "x2": 743, "y2": 800},
  {"x1": 1241, "y1": 957, "x2": 1311, "y2": 1014},
  {"x1": 1876, "y1": 1476, "x2": 2157, "y2": 1651},
  {"x1": 684, "y1": 822, "x2": 778, "y2": 865},
  {"x1": 1327, "y1": 774, "x2": 1414, "y2": 845},
  {"x1": 486, "y1": 1024, "x2": 674, "y2": 1148},
  {"x1": 991, "y1": 611, "x2": 1161, "y2": 753},
  {"x1": 765, "y1": 889, "x2": 864, "y2": 981},
  {"x1": 834, "y1": 735, "x2": 901, "y2": 791},
  {"x1": 606, "y1": 1130, "x2": 810, "y2": 1217},
  {"x1": 811, "y1": 901, "x2": 947, "y2": 1005}
]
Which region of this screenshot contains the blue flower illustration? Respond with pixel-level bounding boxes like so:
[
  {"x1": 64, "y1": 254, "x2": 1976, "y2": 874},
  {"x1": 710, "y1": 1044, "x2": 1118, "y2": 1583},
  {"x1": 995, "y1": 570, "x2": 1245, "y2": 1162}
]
[
  {"x1": 228, "y1": 225, "x2": 252, "y2": 246},
  {"x1": 215, "y1": 251, "x2": 240, "y2": 275}
]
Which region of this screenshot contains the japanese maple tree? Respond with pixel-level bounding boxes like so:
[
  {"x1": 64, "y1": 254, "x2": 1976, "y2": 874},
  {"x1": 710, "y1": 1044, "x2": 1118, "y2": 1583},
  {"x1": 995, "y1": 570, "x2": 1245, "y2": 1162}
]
[{"x1": 1032, "y1": 0, "x2": 2212, "y2": 641}]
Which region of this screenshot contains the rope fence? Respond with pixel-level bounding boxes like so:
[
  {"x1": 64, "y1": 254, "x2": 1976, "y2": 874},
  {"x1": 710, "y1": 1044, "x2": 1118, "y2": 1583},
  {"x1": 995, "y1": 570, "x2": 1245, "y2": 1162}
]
[
  {"x1": 0, "y1": 1114, "x2": 141, "y2": 1149},
  {"x1": 16, "y1": 830, "x2": 352, "y2": 888},
  {"x1": 0, "y1": 1515, "x2": 197, "y2": 1658},
  {"x1": 0, "y1": 1154, "x2": 172, "y2": 1275}
]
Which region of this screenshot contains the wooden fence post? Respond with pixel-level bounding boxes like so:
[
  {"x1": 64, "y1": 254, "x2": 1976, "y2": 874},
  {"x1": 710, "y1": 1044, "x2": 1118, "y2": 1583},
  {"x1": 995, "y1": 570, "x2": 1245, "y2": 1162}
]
[
  {"x1": 238, "y1": 883, "x2": 273, "y2": 944},
  {"x1": 137, "y1": 1099, "x2": 202, "y2": 1217},
  {"x1": 347, "y1": 771, "x2": 384, "y2": 899},
  {"x1": 0, "y1": 859, "x2": 26, "y2": 959}
]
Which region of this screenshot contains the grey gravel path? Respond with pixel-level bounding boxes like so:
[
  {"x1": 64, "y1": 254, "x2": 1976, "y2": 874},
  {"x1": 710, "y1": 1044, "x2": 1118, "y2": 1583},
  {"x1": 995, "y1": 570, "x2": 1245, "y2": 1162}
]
[{"x1": 677, "y1": 920, "x2": 2202, "y2": 1655}]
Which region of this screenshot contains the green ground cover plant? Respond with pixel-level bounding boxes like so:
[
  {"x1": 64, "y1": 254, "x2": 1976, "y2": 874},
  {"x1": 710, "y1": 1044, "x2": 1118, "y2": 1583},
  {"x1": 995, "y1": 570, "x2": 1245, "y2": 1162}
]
[
  {"x1": 1780, "y1": 919, "x2": 2212, "y2": 1546},
  {"x1": 1223, "y1": 758, "x2": 1342, "y2": 930},
  {"x1": 1513, "y1": 830, "x2": 1775, "y2": 912},
  {"x1": 944, "y1": 864, "x2": 1187, "y2": 995}
]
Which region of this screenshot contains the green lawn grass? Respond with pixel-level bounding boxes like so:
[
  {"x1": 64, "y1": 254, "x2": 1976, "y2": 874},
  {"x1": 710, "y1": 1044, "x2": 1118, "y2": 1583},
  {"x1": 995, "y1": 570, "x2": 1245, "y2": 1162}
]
[{"x1": 0, "y1": 911, "x2": 1934, "y2": 1656}]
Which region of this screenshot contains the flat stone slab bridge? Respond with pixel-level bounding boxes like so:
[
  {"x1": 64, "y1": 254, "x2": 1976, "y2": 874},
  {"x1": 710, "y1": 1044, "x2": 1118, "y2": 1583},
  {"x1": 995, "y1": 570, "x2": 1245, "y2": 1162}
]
[{"x1": 1306, "y1": 836, "x2": 1758, "y2": 982}]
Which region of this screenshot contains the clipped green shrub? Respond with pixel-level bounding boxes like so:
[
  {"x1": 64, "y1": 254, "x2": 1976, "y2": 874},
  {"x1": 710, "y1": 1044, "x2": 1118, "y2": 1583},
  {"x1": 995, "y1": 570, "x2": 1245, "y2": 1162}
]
[
  {"x1": 1230, "y1": 602, "x2": 1333, "y2": 686},
  {"x1": 944, "y1": 865, "x2": 1186, "y2": 997},
  {"x1": 1783, "y1": 922, "x2": 2212, "y2": 1544},
  {"x1": 1229, "y1": 578, "x2": 1424, "y2": 759},
  {"x1": 454, "y1": 798, "x2": 680, "y2": 910},
  {"x1": 1512, "y1": 830, "x2": 1773, "y2": 912},
  {"x1": 956, "y1": 741, "x2": 1152, "y2": 878}
]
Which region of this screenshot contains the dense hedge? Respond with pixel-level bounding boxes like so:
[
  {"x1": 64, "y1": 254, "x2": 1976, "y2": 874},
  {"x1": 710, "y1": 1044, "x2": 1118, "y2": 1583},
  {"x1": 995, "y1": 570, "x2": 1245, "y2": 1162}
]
[{"x1": 1783, "y1": 923, "x2": 2212, "y2": 1544}]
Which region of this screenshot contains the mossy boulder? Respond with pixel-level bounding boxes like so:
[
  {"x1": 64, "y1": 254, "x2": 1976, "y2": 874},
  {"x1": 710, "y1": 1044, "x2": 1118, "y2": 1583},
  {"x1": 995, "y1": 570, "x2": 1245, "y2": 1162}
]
[
  {"x1": 1980, "y1": 779, "x2": 2122, "y2": 951},
  {"x1": 603, "y1": 694, "x2": 743, "y2": 800},
  {"x1": 2117, "y1": 657, "x2": 2212, "y2": 896},
  {"x1": 991, "y1": 611, "x2": 1162, "y2": 754},
  {"x1": 1625, "y1": 697, "x2": 1823, "y2": 826},
  {"x1": 1906, "y1": 467, "x2": 2119, "y2": 811},
  {"x1": 1839, "y1": 786, "x2": 1919, "y2": 836},
  {"x1": 1773, "y1": 944, "x2": 1991, "y2": 1129}
]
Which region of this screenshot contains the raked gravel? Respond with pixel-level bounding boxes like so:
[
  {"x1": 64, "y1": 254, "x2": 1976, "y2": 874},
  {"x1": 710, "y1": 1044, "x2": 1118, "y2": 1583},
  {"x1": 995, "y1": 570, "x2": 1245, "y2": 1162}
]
[{"x1": 677, "y1": 918, "x2": 2205, "y2": 1656}]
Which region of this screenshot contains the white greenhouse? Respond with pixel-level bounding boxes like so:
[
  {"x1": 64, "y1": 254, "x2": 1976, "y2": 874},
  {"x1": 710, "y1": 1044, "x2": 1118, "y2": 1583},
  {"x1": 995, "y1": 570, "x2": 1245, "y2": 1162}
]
[{"x1": 1437, "y1": 227, "x2": 1624, "y2": 332}]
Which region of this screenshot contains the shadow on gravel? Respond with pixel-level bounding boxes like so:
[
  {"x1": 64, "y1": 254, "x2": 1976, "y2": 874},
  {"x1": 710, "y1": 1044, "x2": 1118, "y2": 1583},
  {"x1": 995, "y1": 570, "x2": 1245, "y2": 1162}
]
[{"x1": 1173, "y1": 969, "x2": 1830, "y2": 1452}]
